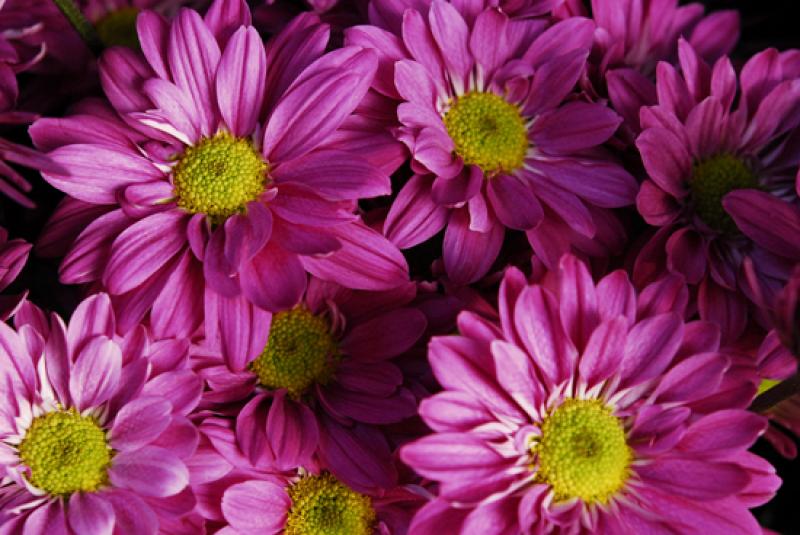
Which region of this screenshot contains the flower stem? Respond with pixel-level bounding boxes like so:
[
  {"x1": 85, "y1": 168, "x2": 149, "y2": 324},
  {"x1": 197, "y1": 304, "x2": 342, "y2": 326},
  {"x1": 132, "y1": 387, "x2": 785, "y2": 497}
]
[
  {"x1": 51, "y1": 0, "x2": 103, "y2": 56},
  {"x1": 750, "y1": 372, "x2": 800, "y2": 413}
]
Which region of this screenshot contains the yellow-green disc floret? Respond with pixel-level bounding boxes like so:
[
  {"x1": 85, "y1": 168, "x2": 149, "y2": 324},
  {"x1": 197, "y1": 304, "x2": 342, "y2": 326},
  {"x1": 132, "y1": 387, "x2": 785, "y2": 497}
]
[
  {"x1": 250, "y1": 307, "x2": 339, "y2": 398},
  {"x1": 286, "y1": 473, "x2": 376, "y2": 535},
  {"x1": 532, "y1": 398, "x2": 631, "y2": 504},
  {"x1": 443, "y1": 91, "x2": 529, "y2": 175},
  {"x1": 689, "y1": 154, "x2": 758, "y2": 234},
  {"x1": 95, "y1": 7, "x2": 141, "y2": 49},
  {"x1": 172, "y1": 131, "x2": 267, "y2": 224},
  {"x1": 18, "y1": 409, "x2": 112, "y2": 496}
]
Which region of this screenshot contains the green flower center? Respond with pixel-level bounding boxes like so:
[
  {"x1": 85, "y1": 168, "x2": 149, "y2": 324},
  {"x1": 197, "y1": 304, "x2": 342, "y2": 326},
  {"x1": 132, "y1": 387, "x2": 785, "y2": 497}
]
[
  {"x1": 249, "y1": 308, "x2": 339, "y2": 398},
  {"x1": 689, "y1": 154, "x2": 758, "y2": 234},
  {"x1": 18, "y1": 409, "x2": 112, "y2": 496},
  {"x1": 172, "y1": 131, "x2": 267, "y2": 224},
  {"x1": 443, "y1": 91, "x2": 528, "y2": 175},
  {"x1": 286, "y1": 473, "x2": 376, "y2": 535},
  {"x1": 532, "y1": 399, "x2": 631, "y2": 504},
  {"x1": 95, "y1": 7, "x2": 141, "y2": 49}
]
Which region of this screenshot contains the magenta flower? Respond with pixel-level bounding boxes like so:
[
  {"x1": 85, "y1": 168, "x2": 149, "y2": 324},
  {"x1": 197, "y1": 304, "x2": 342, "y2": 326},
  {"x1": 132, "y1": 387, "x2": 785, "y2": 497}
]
[
  {"x1": 401, "y1": 255, "x2": 777, "y2": 534},
  {"x1": 348, "y1": 2, "x2": 637, "y2": 283},
  {"x1": 0, "y1": 293, "x2": 202, "y2": 534},
  {"x1": 195, "y1": 277, "x2": 426, "y2": 493},
  {"x1": 186, "y1": 416, "x2": 424, "y2": 534},
  {"x1": 634, "y1": 41, "x2": 800, "y2": 342},
  {"x1": 32, "y1": 0, "x2": 408, "y2": 336},
  {"x1": 0, "y1": 227, "x2": 30, "y2": 318},
  {"x1": 584, "y1": 0, "x2": 740, "y2": 135}
]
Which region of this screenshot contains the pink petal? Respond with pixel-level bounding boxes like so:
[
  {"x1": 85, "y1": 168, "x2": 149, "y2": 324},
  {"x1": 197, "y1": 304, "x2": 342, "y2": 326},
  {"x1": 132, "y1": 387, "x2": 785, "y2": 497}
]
[
  {"x1": 103, "y1": 211, "x2": 188, "y2": 295},
  {"x1": 620, "y1": 313, "x2": 684, "y2": 386},
  {"x1": 222, "y1": 480, "x2": 289, "y2": 533},
  {"x1": 240, "y1": 242, "x2": 306, "y2": 312},
  {"x1": 531, "y1": 102, "x2": 621, "y2": 154},
  {"x1": 216, "y1": 26, "x2": 266, "y2": 137},
  {"x1": 267, "y1": 391, "x2": 319, "y2": 470},
  {"x1": 487, "y1": 174, "x2": 543, "y2": 231},
  {"x1": 637, "y1": 458, "x2": 749, "y2": 500},
  {"x1": 340, "y1": 308, "x2": 426, "y2": 360},
  {"x1": 109, "y1": 446, "x2": 189, "y2": 498},
  {"x1": 384, "y1": 175, "x2": 449, "y2": 249},
  {"x1": 110, "y1": 397, "x2": 172, "y2": 452},
  {"x1": 301, "y1": 222, "x2": 409, "y2": 290},
  {"x1": 69, "y1": 336, "x2": 121, "y2": 410},
  {"x1": 68, "y1": 493, "x2": 114, "y2": 535},
  {"x1": 168, "y1": 8, "x2": 222, "y2": 137},
  {"x1": 443, "y1": 208, "x2": 503, "y2": 285}
]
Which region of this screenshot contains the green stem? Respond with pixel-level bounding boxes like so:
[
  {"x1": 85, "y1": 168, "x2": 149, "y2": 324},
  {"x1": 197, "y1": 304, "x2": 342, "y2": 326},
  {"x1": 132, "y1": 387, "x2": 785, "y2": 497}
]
[
  {"x1": 750, "y1": 372, "x2": 800, "y2": 413},
  {"x1": 51, "y1": 0, "x2": 103, "y2": 56}
]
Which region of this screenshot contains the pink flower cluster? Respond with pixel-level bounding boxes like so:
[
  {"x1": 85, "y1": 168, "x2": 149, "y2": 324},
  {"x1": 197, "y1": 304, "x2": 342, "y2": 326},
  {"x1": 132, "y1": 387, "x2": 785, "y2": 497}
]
[{"x1": 1, "y1": 0, "x2": 799, "y2": 533}]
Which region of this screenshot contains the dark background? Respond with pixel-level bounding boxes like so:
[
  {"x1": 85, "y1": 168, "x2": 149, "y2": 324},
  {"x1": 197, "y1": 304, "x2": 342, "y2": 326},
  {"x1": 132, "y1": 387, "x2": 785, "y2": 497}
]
[{"x1": 1, "y1": 0, "x2": 799, "y2": 532}]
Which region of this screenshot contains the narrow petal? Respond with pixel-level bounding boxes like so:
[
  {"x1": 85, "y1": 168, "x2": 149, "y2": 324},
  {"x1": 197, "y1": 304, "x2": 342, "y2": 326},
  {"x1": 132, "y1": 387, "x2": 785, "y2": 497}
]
[
  {"x1": 240, "y1": 243, "x2": 306, "y2": 312},
  {"x1": 216, "y1": 26, "x2": 266, "y2": 137},
  {"x1": 443, "y1": 208, "x2": 503, "y2": 285},
  {"x1": 103, "y1": 211, "x2": 188, "y2": 295},
  {"x1": 69, "y1": 336, "x2": 122, "y2": 410},
  {"x1": 267, "y1": 391, "x2": 319, "y2": 470},
  {"x1": 384, "y1": 175, "x2": 448, "y2": 249},
  {"x1": 487, "y1": 174, "x2": 543, "y2": 231}
]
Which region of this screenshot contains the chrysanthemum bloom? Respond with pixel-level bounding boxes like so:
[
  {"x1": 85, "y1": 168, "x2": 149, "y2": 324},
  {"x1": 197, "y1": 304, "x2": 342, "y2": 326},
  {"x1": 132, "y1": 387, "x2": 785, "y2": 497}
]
[
  {"x1": 580, "y1": 0, "x2": 739, "y2": 134},
  {"x1": 195, "y1": 277, "x2": 426, "y2": 493},
  {"x1": 189, "y1": 417, "x2": 425, "y2": 535},
  {"x1": 348, "y1": 2, "x2": 637, "y2": 283},
  {"x1": 32, "y1": 0, "x2": 408, "y2": 336},
  {"x1": 0, "y1": 293, "x2": 202, "y2": 534},
  {"x1": 634, "y1": 40, "x2": 800, "y2": 342},
  {"x1": 0, "y1": 227, "x2": 30, "y2": 318},
  {"x1": 401, "y1": 255, "x2": 778, "y2": 534}
]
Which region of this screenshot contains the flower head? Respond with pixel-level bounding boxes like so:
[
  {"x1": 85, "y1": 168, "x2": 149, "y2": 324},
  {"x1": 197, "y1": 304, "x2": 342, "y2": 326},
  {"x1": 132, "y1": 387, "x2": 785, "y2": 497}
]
[
  {"x1": 0, "y1": 293, "x2": 202, "y2": 534},
  {"x1": 189, "y1": 416, "x2": 425, "y2": 534},
  {"x1": 32, "y1": 0, "x2": 408, "y2": 336},
  {"x1": 196, "y1": 277, "x2": 426, "y2": 493},
  {"x1": 401, "y1": 255, "x2": 777, "y2": 533},
  {"x1": 634, "y1": 41, "x2": 800, "y2": 342},
  {"x1": 348, "y1": 1, "x2": 637, "y2": 283}
]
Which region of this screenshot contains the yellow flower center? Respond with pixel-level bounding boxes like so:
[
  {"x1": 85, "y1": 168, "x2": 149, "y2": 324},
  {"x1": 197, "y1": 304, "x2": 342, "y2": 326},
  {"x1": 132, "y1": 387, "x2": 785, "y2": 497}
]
[
  {"x1": 95, "y1": 7, "x2": 141, "y2": 49},
  {"x1": 172, "y1": 131, "x2": 267, "y2": 224},
  {"x1": 18, "y1": 409, "x2": 112, "y2": 496},
  {"x1": 532, "y1": 399, "x2": 631, "y2": 504},
  {"x1": 285, "y1": 473, "x2": 376, "y2": 535},
  {"x1": 689, "y1": 154, "x2": 758, "y2": 234},
  {"x1": 443, "y1": 91, "x2": 528, "y2": 175},
  {"x1": 249, "y1": 308, "x2": 339, "y2": 398}
]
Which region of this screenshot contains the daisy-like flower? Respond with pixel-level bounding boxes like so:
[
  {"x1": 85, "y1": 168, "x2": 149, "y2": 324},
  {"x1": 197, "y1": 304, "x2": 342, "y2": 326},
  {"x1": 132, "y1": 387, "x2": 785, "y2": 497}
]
[
  {"x1": 196, "y1": 277, "x2": 426, "y2": 493},
  {"x1": 0, "y1": 227, "x2": 30, "y2": 319},
  {"x1": 401, "y1": 255, "x2": 778, "y2": 534},
  {"x1": 578, "y1": 0, "x2": 739, "y2": 135},
  {"x1": 31, "y1": 0, "x2": 408, "y2": 336},
  {"x1": 190, "y1": 417, "x2": 425, "y2": 535},
  {"x1": 634, "y1": 40, "x2": 800, "y2": 342},
  {"x1": 0, "y1": 293, "x2": 202, "y2": 534},
  {"x1": 348, "y1": 1, "x2": 637, "y2": 283}
]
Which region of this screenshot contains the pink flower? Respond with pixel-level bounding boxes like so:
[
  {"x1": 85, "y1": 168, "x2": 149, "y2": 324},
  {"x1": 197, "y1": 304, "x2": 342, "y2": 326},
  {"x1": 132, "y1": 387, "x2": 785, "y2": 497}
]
[
  {"x1": 0, "y1": 293, "x2": 202, "y2": 534},
  {"x1": 190, "y1": 417, "x2": 425, "y2": 534},
  {"x1": 401, "y1": 255, "x2": 777, "y2": 534},
  {"x1": 347, "y1": 1, "x2": 637, "y2": 283},
  {"x1": 32, "y1": 0, "x2": 409, "y2": 336},
  {"x1": 579, "y1": 0, "x2": 740, "y2": 135},
  {"x1": 195, "y1": 277, "x2": 427, "y2": 493},
  {"x1": 634, "y1": 40, "x2": 800, "y2": 343},
  {"x1": 0, "y1": 227, "x2": 31, "y2": 318}
]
